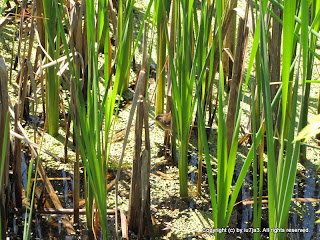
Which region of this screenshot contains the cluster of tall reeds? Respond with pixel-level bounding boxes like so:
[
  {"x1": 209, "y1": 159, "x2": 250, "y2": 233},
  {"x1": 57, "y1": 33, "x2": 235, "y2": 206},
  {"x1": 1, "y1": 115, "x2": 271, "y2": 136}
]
[
  {"x1": 116, "y1": 0, "x2": 134, "y2": 93},
  {"x1": 156, "y1": 0, "x2": 320, "y2": 239},
  {"x1": 257, "y1": 0, "x2": 319, "y2": 239},
  {"x1": 53, "y1": 0, "x2": 152, "y2": 237},
  {"x1": 28, "y1": 0, "x2": 134, "y2": 237}
]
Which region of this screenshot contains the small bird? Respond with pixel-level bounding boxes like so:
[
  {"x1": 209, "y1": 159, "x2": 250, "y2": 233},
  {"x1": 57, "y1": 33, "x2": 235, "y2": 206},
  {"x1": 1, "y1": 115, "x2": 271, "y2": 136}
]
[
  {"x1": 155, "y1": 111, "x2": 172, "y2": 131},
  {"x1": 155, "y1": 111, "x2": 172, "y2": 156}
]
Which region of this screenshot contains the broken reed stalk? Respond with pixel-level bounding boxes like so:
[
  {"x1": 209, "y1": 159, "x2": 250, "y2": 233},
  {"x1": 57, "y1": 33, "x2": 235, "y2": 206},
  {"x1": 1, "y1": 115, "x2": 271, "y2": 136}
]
[
  {"x1": 130, "y1": 92, "x2": 152, "y2": 238},
  {"x1": 206, "y1": 0, "x2": 237, "y2": 131},
  {"x1": 72, "y1": 80, "x2": 80, "y2": 225},
  {"x1": 15, "y1": 55, "x2": 34, "y2": 213},
  {"x1": 114, "y1": 70, "x2": 145, "y2": 237},
  {"x1": 226, "y1": 8, "x2": 249, "y2": 154},
  {"x1": 13, "y1": 105, "x2": 23, "y2": 209},
  {"x1": 128, "y1": 97, "x2": 144, "y2": 233},
  {"x1": 128, "y1": 19, "x2": 151, "y2": 237}
]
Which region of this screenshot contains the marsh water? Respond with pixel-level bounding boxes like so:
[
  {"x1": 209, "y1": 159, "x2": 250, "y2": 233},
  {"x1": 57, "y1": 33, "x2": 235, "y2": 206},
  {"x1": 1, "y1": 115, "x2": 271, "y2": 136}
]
[{"x1": 6, "y1": 151, "x2": 320, "y2": 239}]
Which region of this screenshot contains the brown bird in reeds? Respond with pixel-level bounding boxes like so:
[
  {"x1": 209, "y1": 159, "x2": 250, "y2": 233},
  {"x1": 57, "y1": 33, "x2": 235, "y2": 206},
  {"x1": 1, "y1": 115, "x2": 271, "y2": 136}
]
[
  {"x1": 155, "y1": 111, "x2": 172, "y2": 156},
  {"x1": 155, "y1": 111, "x2": 172, "y2": 131}
]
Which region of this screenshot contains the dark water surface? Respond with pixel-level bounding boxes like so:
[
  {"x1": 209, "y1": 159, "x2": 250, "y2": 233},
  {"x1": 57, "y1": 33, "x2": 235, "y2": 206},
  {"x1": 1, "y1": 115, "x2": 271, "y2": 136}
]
[{"x1": 6, "y1": 152, "x2": 320, "y2": 239}]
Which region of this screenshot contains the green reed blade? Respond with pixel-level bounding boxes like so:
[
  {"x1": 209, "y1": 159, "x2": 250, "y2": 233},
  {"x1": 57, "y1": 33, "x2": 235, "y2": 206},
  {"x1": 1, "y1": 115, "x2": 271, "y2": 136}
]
[{"x1": 43, "y1": 0, "x2": 60, "y2": 136}]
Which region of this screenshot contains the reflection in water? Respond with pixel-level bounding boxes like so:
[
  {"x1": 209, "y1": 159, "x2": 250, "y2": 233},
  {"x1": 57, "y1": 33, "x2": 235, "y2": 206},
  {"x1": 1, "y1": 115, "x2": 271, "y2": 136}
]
[
  {"x1": 21, "y1": 152, "x2": 28, "y2": 192},
  {"x1": 35, "y1": 214, "x2": 43, "y2": 239},
  {"x1": 241, "y1": 173, "x2": 251, "y2": 231},
  {"x1": 233, "y1": 165, "x2": 320, "y2": 239},
  {"x1": 62, "y1": 170, "x2": 68, "y2": 204},
  {"x1": 291, "y1": 183, "x2": 299, "y2": 239},
  {"x1": 302, "y1": 171, "x2": 315, "y2": 240}
]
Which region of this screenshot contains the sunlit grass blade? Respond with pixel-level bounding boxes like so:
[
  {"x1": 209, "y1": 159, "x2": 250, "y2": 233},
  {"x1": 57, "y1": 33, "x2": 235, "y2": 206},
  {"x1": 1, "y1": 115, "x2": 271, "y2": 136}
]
[
  {"x1": 0, "y1": 113, "x2": 9, "y2": 239},
  {"x1": 276, "y1": 59, "x2": 301, "y2": 239},
  {"x1": 251, "y1": 82, "x2": 261, "y2": 240},
  {"x1": 258, "y1": 1, "x2": 279, "y2": 236},
  {"x1": 115, "y1": 0, "x2": 134, "y2": 93},
  {"x1": 42, "y1": 0, "x2": 60, "y2": 136},
  {"x1": 278, "y1": 0, "x2": 296, "y2": 166},
  {"x1": 154, "y1": 0, "x2": 168, "y2": 116}
]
